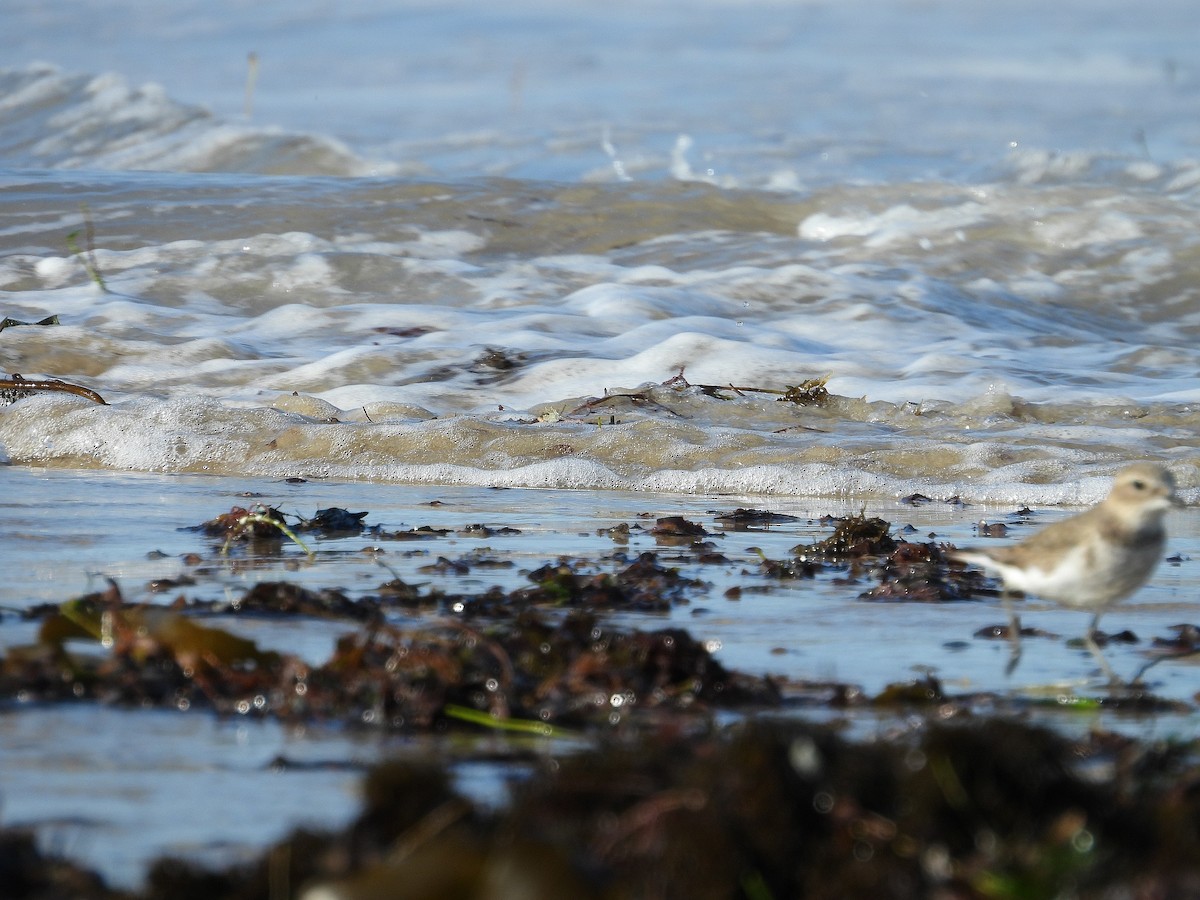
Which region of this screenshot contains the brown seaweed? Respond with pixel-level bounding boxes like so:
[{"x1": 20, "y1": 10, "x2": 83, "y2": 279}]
[
  {"x1": 794, "y1": 511, "x2": 898, "y2": 559},
  {"x1": 9, "y1": 717, "x2": 1200, "y2": 900}
]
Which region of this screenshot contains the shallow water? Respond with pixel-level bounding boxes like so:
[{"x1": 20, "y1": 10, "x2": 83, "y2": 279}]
[{"x1": 3, "y1": 467, "x2": 1200, "y2": 886}]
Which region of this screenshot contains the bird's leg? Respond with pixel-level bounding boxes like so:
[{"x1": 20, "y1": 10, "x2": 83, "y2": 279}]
[
  {"x1": 1003, "y1": 590, "x2": 1022, "y2": 676},
  {"x1": 1082, "y1": 612, "x2": 1122, "y2": 686}
]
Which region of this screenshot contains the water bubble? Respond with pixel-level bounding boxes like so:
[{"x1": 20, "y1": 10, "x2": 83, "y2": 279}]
[
  {"x1": 904, "y1": 749, "x2": 927, "y2": 772},
  {"x1": 790, "y1": 736, "x2": 823, "y2": 776}
]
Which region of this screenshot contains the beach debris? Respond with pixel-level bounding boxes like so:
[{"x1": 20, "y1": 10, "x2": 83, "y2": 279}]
[
  {"x1": 372, "y1": 324, "x2": 437, "y2": 338},
  {"x1": 872, "y1": 673, "x2": 945, "y2": 705},
  {"x1": 190, "y1": 504, "x2": 313, "y2": 558},
  {"x1": 1151, "y1": 623, "x2": 1200, "y2": 653},
  {"x1": 298, "y1": 507, "x2": 369, "y2": 535},
  {"x1": 662, "y1": 369, "x2": 832, "y2": 406},
  {"x1": 3, "y1": 585, "x2": 775, "y2": 729},
  {"x1": 598, "y1": 521, "x2": 637, "y2": 541},
  {"x1": 712, "y1": 507, "x2": 801, "y2": 529},
  {"x1": 860, "y1": 542, "x2": 986, "y2": 602},
  {"x1": 975, "y1": 623, "x2": 1059, "y2": 641},
  {"x1": 794, "y1": 511, "x2": 897, "y2": 559},
  {"x1": 12, "y1": 716, "x2": 1200, "y2": 900},
  {"x1": 0, "y1": 314, "x2": 59, "y2": 333},
  {"x1": 233, "y1": 581, "x2": 369, "y2": 619},
  {"x1": 457, "y1": 523, "x2": 522, "y2": 537},
  {"x1": 501, "y1": 552, "x2": 706, "y2": 613},
  {"x1": 565, "y1": 389, "x2": 684, "y2": 419},
  {"x1": 779, "y1": 375, "x2": 831, "y2": 406},
  {"x1": 0, "y1": 373, "x2": 106, "y2": 406},
  {"x1": 472, "y1": 347, "x2": 525, "y2": 371},
  {"x1": 649, "y1": 515, "x2": 710, "y2": 543},
  {"x1": 754, "y1": 548, "x2": 818, "y2": 580},
  {"x1": 377, "y1": 524, "x2": 452, "y2": 540}
]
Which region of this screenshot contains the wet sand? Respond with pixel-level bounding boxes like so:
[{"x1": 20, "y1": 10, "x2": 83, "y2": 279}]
[{"x1": 2, "y1": 467, "x2": 1199, "y2": 895}]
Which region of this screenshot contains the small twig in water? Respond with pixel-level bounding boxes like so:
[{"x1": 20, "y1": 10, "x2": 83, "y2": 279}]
[{"x1": 66, "y1": 203, "x2": 109, "y2": 292}]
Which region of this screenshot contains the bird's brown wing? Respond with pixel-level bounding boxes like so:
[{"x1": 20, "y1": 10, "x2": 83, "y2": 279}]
[{"x1": 981, "y1": 507, "x2": 1104, "y2": 568}]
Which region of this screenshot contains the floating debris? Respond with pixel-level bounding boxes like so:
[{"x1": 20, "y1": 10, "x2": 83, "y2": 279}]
[
  {"x1": 975, "y1": 520, "x2": 1010, "y2": 537},
  {"x1": 860, "y1": 542, "x2": 986, "y2": 603},
  {"x1": 378, "y1": 524, "x2": 453, "y2": 540},
  {"x1": 0, "y1": 373, "x2": 106, "y2": 406},
  {"x1": 233, "y1": 581, "x2": 370, "y2": 620},
  {"x1": 505, "y1": 552, "x2": 706, "y2": 613},
  {"x1": 0, "y1": 314, "x2": 59, "y2": 333},
  {"x1": 189, "y1": 504, "x2": 312, "y2": 557},
  {"x1": 457, "y1": 523, "x2": 522, "y2": 537},
  {"x1": 649, "y1": 515, "x2": 710, "y2": 540},
  {"x1": 299, "y1": 507, "x2": 370, "y2": 535},
  {"x1": 795, "y1": 511, "x2": 897, "y2": 559},
  {"x1": 778, "y1": 374, "x2": 831, "y2": 406},
  {"x1": 192, "y1": 504, "x2": 289, "y2": 539},
  {"x1": 712, "y1": 507, "x2": 801, "y2": 529}
]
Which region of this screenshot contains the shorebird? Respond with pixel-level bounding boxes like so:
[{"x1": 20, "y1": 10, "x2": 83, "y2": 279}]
[{"x1": 950, "y1": 463, "x2": 1182, "y2": 684}]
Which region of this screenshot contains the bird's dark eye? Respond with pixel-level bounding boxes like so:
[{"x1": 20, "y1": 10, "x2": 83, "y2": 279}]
[{"x1": 1132, "y1": 479, "x2": 1146, "y2": 490}]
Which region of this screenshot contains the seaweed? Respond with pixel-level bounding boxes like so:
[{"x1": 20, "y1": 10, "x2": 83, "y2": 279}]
[
  {"x1": 13, "y1": 717, "x2": 1200, "y2": 900},
  {"x1": 794, "y1": 511, "x2": 897, "y2": 560},
  {"x1": 189, "y1": 504, "x2": 312, "y2": 558},
  {"x1": 549, "y1": 370, "x2": 836, "y2": 424},
  {"x1": 297, "y1": 507, "x2": 369, "y2": 535},
  {"x1": 65, "y1": 203, "x2": 109, "y2": 293},
  {"x1": 663, "y1": 369, "x2": 832, "y2": 406},
  {"x1": 860, "y1": 542, "x2": 988, "y2": 603},
  {"x1": 2, "y1": 579, "x2": 772, "y2": 730},
  {"x1": 0, "y1": 314, "x2": 59, "y2": 333},
  {"x1": 507, "y1": 552, "x2": 707, "y2": 612},
  {"x1": 712, "y1": 507, "x2": 801, "y2": 530}
]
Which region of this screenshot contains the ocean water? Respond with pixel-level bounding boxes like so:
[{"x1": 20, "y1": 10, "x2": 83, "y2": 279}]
[
  {"x1": 2, "y1": 0, "x2": 1200, "y2": 500},
  {"x1": 4, "y1": 0, "x2": 1200, "y2": 888}
]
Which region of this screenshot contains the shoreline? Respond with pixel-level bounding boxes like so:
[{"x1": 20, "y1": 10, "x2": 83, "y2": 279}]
[{"x1": 2, "y1": 466, "x2": 1199, "y2": 892}]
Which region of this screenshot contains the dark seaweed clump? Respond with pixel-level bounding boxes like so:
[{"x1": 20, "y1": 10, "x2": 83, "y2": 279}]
[
  {"x1": 5, "y1": 500, "x2": 1200, "y2": 899},
  {"x1": 0, "y1": 579, "x2": 776, "y2": 731},
  {"x1": 5, "y1": 718, "x2": 1200, "y2": 900}
]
